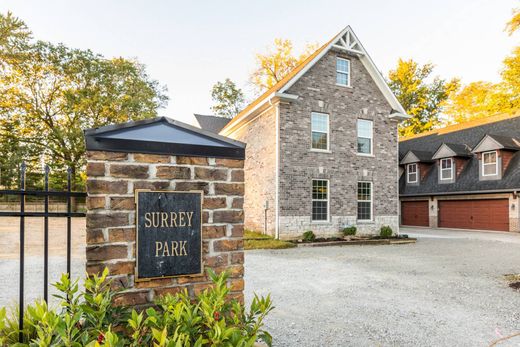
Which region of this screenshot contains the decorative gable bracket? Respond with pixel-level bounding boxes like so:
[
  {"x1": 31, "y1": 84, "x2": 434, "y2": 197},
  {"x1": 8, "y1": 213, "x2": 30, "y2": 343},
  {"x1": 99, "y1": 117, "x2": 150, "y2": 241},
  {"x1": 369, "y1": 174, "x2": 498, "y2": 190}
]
[{"x1": 332, "y1": 30, "x2": 364, "y2": 55}]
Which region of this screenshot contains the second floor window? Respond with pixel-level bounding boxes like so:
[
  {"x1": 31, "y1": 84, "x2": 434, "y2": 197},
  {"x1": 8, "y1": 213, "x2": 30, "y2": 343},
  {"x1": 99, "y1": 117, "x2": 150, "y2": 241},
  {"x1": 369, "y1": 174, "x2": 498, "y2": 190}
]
[
  {"x1": 407, "y1": 163, "x2": 418, "y2": 183},
  {"x1": 357, "y1": 119, "x2": 373, "y2": 155},
  {"x1": 440, "y1": 158, "x2": 453, "y2": 180},
  {"x1": 482, "y1": 151, "x2": 498, "y2": 176},
  {"x1": 311, "y1": 112, "x2": 329, "y2": 150},
  {"x1": 336, "y1": 57, "x2": 350, "y2": 86}
]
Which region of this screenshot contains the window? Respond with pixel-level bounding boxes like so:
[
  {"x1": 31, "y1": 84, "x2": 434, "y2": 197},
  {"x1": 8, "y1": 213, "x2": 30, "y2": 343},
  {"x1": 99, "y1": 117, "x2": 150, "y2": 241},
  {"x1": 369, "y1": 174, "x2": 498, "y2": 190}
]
[
  {"x1": 482, "y1": 151, "x2": 498, "y2": 176},
  {"x1": 357, "y1": 182, "x2": 372, "y2": 221},
  {"x1": 312, "y1": 180, "x2": 328, "y2": 221},
  {"x1": 336, "y1": 57, "x2": 350, "y2": 86},
  {"x1": 311, "y1": 112, "x2": 329, "y2": 150},
  {"x1": 407, "y1": 163, "x2": 418, "y2": 183},
  {"x1": 357, "y1": 119, "x2": 373, "y2": 155},
  {"x1": 440, "y1": 158, "x2": 453, "y2": 180}
]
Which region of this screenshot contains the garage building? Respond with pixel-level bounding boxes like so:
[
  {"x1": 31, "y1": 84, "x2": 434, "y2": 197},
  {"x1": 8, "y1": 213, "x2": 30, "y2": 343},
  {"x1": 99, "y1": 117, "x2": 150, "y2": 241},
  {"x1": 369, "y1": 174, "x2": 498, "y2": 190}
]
[{"x1": 399, "y1": 113, "x2": 520, "y2": 232}]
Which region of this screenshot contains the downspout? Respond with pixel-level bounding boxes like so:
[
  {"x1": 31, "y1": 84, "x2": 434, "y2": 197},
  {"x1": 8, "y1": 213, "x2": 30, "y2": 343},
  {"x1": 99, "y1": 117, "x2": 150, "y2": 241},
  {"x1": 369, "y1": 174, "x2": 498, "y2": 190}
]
[
  {"x1": 270, "y1": 97, "x2": 280, "y2": 240},
  {"x1": 396, "y1": 122, "x2": 400, "y2": 237}
]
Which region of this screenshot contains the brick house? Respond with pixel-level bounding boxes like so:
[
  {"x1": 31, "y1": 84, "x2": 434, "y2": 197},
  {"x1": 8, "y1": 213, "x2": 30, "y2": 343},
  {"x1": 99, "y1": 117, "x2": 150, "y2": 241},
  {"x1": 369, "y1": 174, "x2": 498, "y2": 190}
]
[
  {"x1": 198, "y1": 26, "x2": 408, "y2": 239},
  {"x1": 399, "y1": 113, "x2": 520, "y2": 232}
]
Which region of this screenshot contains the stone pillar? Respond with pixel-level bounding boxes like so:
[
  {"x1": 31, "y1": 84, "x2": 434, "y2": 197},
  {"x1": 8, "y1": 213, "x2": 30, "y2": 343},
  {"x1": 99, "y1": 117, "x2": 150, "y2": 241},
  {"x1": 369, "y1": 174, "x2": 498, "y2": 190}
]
[
  {"x1": 509, "y1": 193, "x2": 519, "y2": 232},
  {"x1": 429, "y1": 198, "x2": 438, "y2": 228},
  {"x1": 85, "y1": 151, "x2": 245, "y2": 305}
]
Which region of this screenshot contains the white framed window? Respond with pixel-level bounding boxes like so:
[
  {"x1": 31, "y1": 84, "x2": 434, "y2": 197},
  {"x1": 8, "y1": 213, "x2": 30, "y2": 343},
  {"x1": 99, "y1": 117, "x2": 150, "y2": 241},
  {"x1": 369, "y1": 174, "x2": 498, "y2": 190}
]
[
  {"x1": 311, "y1": 112, "x2": 329, "y2": 151},
  {"x1": 312, "y1": 179, "x2": 329, "y2": 221},
  {"x1": 440, "y1": 158, "x2": 453, "y2": 180},
  {"x1": 407, "y1": 163, "x2": 418, "y2": 183},
  {"x1": 357, "y1": 119, "x2": 373, "y2": 155},
  {"x1": 482, "y1": 151, "x2": 498, "y2": 176},
  {"x1": 357, "y1": 181, "x2": 372, "y2": 221},
  {"x1": 336, "y1": 57, "x2": 350, "y2": 86}
]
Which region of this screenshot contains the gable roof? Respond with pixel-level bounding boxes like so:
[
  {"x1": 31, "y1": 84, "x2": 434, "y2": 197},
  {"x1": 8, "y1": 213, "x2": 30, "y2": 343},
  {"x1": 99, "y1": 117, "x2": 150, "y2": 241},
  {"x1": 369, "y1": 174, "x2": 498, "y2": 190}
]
[
  {"x1": 399, "y1": 114, "x2": 520, "y2": 196},
  {"x1": 472, "y1": 134, "x2": 520, "y2": 153},
  {"x1": 400, "y1": 150, "x2": 434, "y2": 164},
  {"x1": 220, "y1": 26, "x2": 408, "y2": 136},
  {"x1": 84, "y1": 117, "x2": 245, "y2": 159},
  {"x1": 194, "y1": 114, "x2": 231, "y2": 134},
  {"x1": 432, "y1": 143, "x2": 471, "y2": 160}
]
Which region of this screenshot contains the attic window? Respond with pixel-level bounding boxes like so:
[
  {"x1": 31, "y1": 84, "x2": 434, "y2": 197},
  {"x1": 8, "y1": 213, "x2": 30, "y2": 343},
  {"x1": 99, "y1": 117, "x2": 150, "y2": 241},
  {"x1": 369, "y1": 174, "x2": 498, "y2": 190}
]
[
  {"x1": 440, "y1": 158, "x2": 453, "y2": 180},
  {"x1": 336, "y1": 57, "x2": 350, "y2": 86},
  {"x1": 482, "y1": 151, "x2": 498, "y2": 176},
  {"x1": 407, "y1": 163, "x2": 418, "y2": 183}
]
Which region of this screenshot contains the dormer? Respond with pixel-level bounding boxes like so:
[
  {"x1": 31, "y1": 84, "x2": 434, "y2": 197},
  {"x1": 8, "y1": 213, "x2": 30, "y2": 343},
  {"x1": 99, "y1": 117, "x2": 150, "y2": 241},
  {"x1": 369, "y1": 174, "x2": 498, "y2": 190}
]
[
  {"x1": 431, "y1": 143, "x2": 472, "y2": 183},
  {"x1": 472, "y1": 134, "x2": 520, "y2": 180},
  {"x1": 400, "y1": 150, "x2": 434, "y2": 185}
]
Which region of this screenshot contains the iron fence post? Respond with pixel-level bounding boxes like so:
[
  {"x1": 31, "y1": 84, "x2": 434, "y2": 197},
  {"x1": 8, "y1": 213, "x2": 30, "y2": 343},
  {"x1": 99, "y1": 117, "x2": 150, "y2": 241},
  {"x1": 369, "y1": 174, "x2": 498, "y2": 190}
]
[
  {"x1": 43, "y1": 165, "x2": 49, "y2": 302},
  {"x1": 18, "y1": 162, "x2": 26, "y2": 342}
]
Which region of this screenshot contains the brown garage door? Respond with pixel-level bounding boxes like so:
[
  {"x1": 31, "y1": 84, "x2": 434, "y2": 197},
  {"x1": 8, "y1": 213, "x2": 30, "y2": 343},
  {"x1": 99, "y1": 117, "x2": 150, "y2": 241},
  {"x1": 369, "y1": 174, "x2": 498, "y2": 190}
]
[
  {"x1": 401, "y1": 201, "x2": 429, "y2": 227},
  {"x1": 438, "y1": 199, "x2": 509, "y2": 231}
]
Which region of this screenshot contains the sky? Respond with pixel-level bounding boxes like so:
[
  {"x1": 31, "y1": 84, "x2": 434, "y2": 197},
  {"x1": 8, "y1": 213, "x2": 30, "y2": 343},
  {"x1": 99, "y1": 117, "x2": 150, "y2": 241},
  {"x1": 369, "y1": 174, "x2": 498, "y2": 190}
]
[{"x1": 1, "y1": 0, "x2": 518, "y2": 125}]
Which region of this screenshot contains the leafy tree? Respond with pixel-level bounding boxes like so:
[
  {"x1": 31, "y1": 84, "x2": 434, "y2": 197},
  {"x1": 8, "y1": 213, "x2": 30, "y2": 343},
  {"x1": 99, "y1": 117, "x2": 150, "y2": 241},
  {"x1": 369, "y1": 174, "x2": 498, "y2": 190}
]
[
  {"x1": 0, "y1": 13, "x2": 168, "y2": 188},
  {"x1": 446, "y1": 39, "x2": 520, "y2": 124},
  {"x1": 250, "y1": 38, "x2": 319, "y2": 91},
  {"x1": 387, "y1": 58, "x2": 459, "y2": 136},
  {"x1": 506, "y1": 5, "x2": 520, "y2": 35},
  {"x1": 445, "y1": 82, "x2": 507, "y2": 123},
  {"x1": 0, "y1": 11, "x2": 30, "y2": 64},
  {"x1": 210, "y1": 78, "x2": 245, "y2": 118}
]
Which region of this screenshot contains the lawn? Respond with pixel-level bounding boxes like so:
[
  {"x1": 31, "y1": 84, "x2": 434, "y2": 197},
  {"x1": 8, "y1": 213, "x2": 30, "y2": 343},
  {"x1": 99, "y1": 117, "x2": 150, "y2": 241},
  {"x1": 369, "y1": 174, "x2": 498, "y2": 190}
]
[{"x1": 244, "y1": 230, "x2": 296, "y2": 250}]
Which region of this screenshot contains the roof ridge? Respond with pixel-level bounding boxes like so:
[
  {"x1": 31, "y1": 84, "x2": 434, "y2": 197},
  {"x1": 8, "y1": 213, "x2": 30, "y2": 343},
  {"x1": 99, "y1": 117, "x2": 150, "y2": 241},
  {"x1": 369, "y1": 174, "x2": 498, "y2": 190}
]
[{"x1": 400, "y1": 111, "x2": 520, "y2": 142}]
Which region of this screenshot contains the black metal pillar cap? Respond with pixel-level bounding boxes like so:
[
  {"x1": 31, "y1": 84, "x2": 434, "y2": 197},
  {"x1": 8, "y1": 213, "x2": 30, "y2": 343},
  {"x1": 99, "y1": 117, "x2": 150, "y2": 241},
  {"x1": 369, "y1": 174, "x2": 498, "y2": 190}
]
[{"x1": 84, "y1": 117, "x2": 245, "y2": 160}]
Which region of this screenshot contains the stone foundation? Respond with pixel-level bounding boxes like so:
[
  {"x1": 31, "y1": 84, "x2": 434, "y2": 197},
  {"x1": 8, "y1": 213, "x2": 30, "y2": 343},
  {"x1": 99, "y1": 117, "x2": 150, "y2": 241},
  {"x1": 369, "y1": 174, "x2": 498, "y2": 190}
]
[{"x1": 278, "y1": 215, "x2": 399, "y2": 239}]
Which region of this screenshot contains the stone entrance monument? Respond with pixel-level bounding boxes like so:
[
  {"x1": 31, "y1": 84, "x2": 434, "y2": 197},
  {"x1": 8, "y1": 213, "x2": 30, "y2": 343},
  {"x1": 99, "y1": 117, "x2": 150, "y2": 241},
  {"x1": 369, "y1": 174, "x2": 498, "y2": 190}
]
[{"x1": 83, "y1": 117, "x2": 246, "y2": 306}]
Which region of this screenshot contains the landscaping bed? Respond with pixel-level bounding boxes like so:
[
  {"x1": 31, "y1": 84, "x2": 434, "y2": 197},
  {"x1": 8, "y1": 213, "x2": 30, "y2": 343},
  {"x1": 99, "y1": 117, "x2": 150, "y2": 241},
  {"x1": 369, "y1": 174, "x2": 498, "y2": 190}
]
[
  {"x1": 294, "y1": 235, "x2": 416, "y2": 247},
  {"x1": 244, "y1": 229, "x2": 416, "y2": 250},
  {"x1": 293, "y1": 227, "x2": 416, "y2": 247}
]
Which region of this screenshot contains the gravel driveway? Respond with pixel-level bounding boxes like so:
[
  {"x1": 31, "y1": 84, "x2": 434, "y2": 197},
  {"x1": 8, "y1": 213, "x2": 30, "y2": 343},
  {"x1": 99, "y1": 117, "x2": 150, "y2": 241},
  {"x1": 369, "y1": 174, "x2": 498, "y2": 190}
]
[{"x1": 245, "y1": 228, "x2": 520, "y2": 347}]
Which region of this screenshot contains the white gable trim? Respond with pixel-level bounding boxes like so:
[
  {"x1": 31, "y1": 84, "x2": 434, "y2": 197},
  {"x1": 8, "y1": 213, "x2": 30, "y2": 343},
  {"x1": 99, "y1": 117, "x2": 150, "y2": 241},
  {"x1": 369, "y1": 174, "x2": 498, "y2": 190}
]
[
  {"x1": 279, "y1": 26, "x2": 407, "y2": 117},
  {"x1": 432, "y1": 144, "x2": 457, "y2": 160},
  {"x1": 472, "y1": 135, "x2": 503, "y2": 153},
  {"x1": 400, "y1": 151, "x2": 420, "y2": 165}
]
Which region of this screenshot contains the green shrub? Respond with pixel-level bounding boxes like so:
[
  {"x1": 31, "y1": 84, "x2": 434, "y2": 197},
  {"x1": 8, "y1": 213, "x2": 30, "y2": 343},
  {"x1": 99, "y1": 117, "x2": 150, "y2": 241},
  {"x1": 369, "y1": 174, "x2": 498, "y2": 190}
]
[
  {"x1": 0, "y1": 268, "x2": 274, "y2": 346},
  {"x1": 342, "y1": 226, "x2": 357, "y2": 236},
  {"x1": 302, "y1": 230, "x2": 316, "y2": 242},
  {"x1": 380, "y1": 225, "x2": 393, "y2": 238}
]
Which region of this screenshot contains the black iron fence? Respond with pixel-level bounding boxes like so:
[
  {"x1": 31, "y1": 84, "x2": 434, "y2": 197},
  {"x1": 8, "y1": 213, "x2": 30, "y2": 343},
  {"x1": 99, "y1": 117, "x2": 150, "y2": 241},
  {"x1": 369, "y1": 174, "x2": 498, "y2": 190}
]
[{"x1": 0, "y1": 163, "x2": 86, "y2": 342}]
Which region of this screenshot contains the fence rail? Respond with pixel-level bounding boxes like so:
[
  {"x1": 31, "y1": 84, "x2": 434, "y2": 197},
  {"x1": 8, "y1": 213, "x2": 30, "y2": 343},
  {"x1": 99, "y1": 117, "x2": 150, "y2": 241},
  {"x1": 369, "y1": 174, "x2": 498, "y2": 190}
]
[{"x1": 0, "y1": 163, "x2": 87, "y2": 342}]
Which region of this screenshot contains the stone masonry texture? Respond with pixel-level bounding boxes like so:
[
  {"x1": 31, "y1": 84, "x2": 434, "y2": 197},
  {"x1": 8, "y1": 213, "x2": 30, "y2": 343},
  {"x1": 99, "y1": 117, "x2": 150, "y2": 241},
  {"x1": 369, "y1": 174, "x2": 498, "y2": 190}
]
[{"x1": 85, "y1": 151, "x2": 245, "y2": 306}]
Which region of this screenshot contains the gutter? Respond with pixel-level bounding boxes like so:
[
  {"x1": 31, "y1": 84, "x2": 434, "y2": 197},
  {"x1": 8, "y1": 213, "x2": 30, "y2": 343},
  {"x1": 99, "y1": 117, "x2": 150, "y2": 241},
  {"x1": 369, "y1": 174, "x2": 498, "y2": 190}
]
[{"x1": 400, "y1": 188, "x2": 519, "y2": 197}]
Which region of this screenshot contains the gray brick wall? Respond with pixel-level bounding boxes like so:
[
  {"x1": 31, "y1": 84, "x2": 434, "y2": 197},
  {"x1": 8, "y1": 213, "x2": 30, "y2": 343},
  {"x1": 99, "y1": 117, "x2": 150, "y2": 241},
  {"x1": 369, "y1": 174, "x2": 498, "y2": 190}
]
[
  {"x1": 278, "y1": 49, "x2": 400, "y2": 237},
  {"x1": 229, "y1": 108, "x2": 277, "y2": 236}
]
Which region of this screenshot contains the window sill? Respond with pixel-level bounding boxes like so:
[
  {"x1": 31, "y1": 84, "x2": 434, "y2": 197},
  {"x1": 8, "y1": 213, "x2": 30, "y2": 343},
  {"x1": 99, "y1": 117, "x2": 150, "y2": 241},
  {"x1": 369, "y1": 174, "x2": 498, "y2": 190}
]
[
  {"x1": 357, "y1": 153, "x2": 374, "y2": 157},
  {"x1": 310, "y1": 149, "x2": 332, "y2": 154},
  {"x1": 336, "y1": 83, "x2": 353, "y2": 89}
]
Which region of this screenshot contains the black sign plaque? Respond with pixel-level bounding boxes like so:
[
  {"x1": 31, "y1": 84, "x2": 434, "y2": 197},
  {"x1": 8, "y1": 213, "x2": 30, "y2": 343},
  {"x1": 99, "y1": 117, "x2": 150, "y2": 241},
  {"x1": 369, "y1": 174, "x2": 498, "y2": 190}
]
[{"x1": 136, "y1": 190, "x2": 202, "y2": 280}]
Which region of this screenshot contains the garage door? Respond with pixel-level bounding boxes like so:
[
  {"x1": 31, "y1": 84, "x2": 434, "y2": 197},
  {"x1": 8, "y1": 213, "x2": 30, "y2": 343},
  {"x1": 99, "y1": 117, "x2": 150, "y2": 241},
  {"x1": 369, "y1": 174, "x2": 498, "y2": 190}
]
[
  {"x1": 438, "y1": 199, "x2": 509, "y2": 231},
  {"x1": 401, "y1": 201, "x2": 429, "y2": 227}
]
